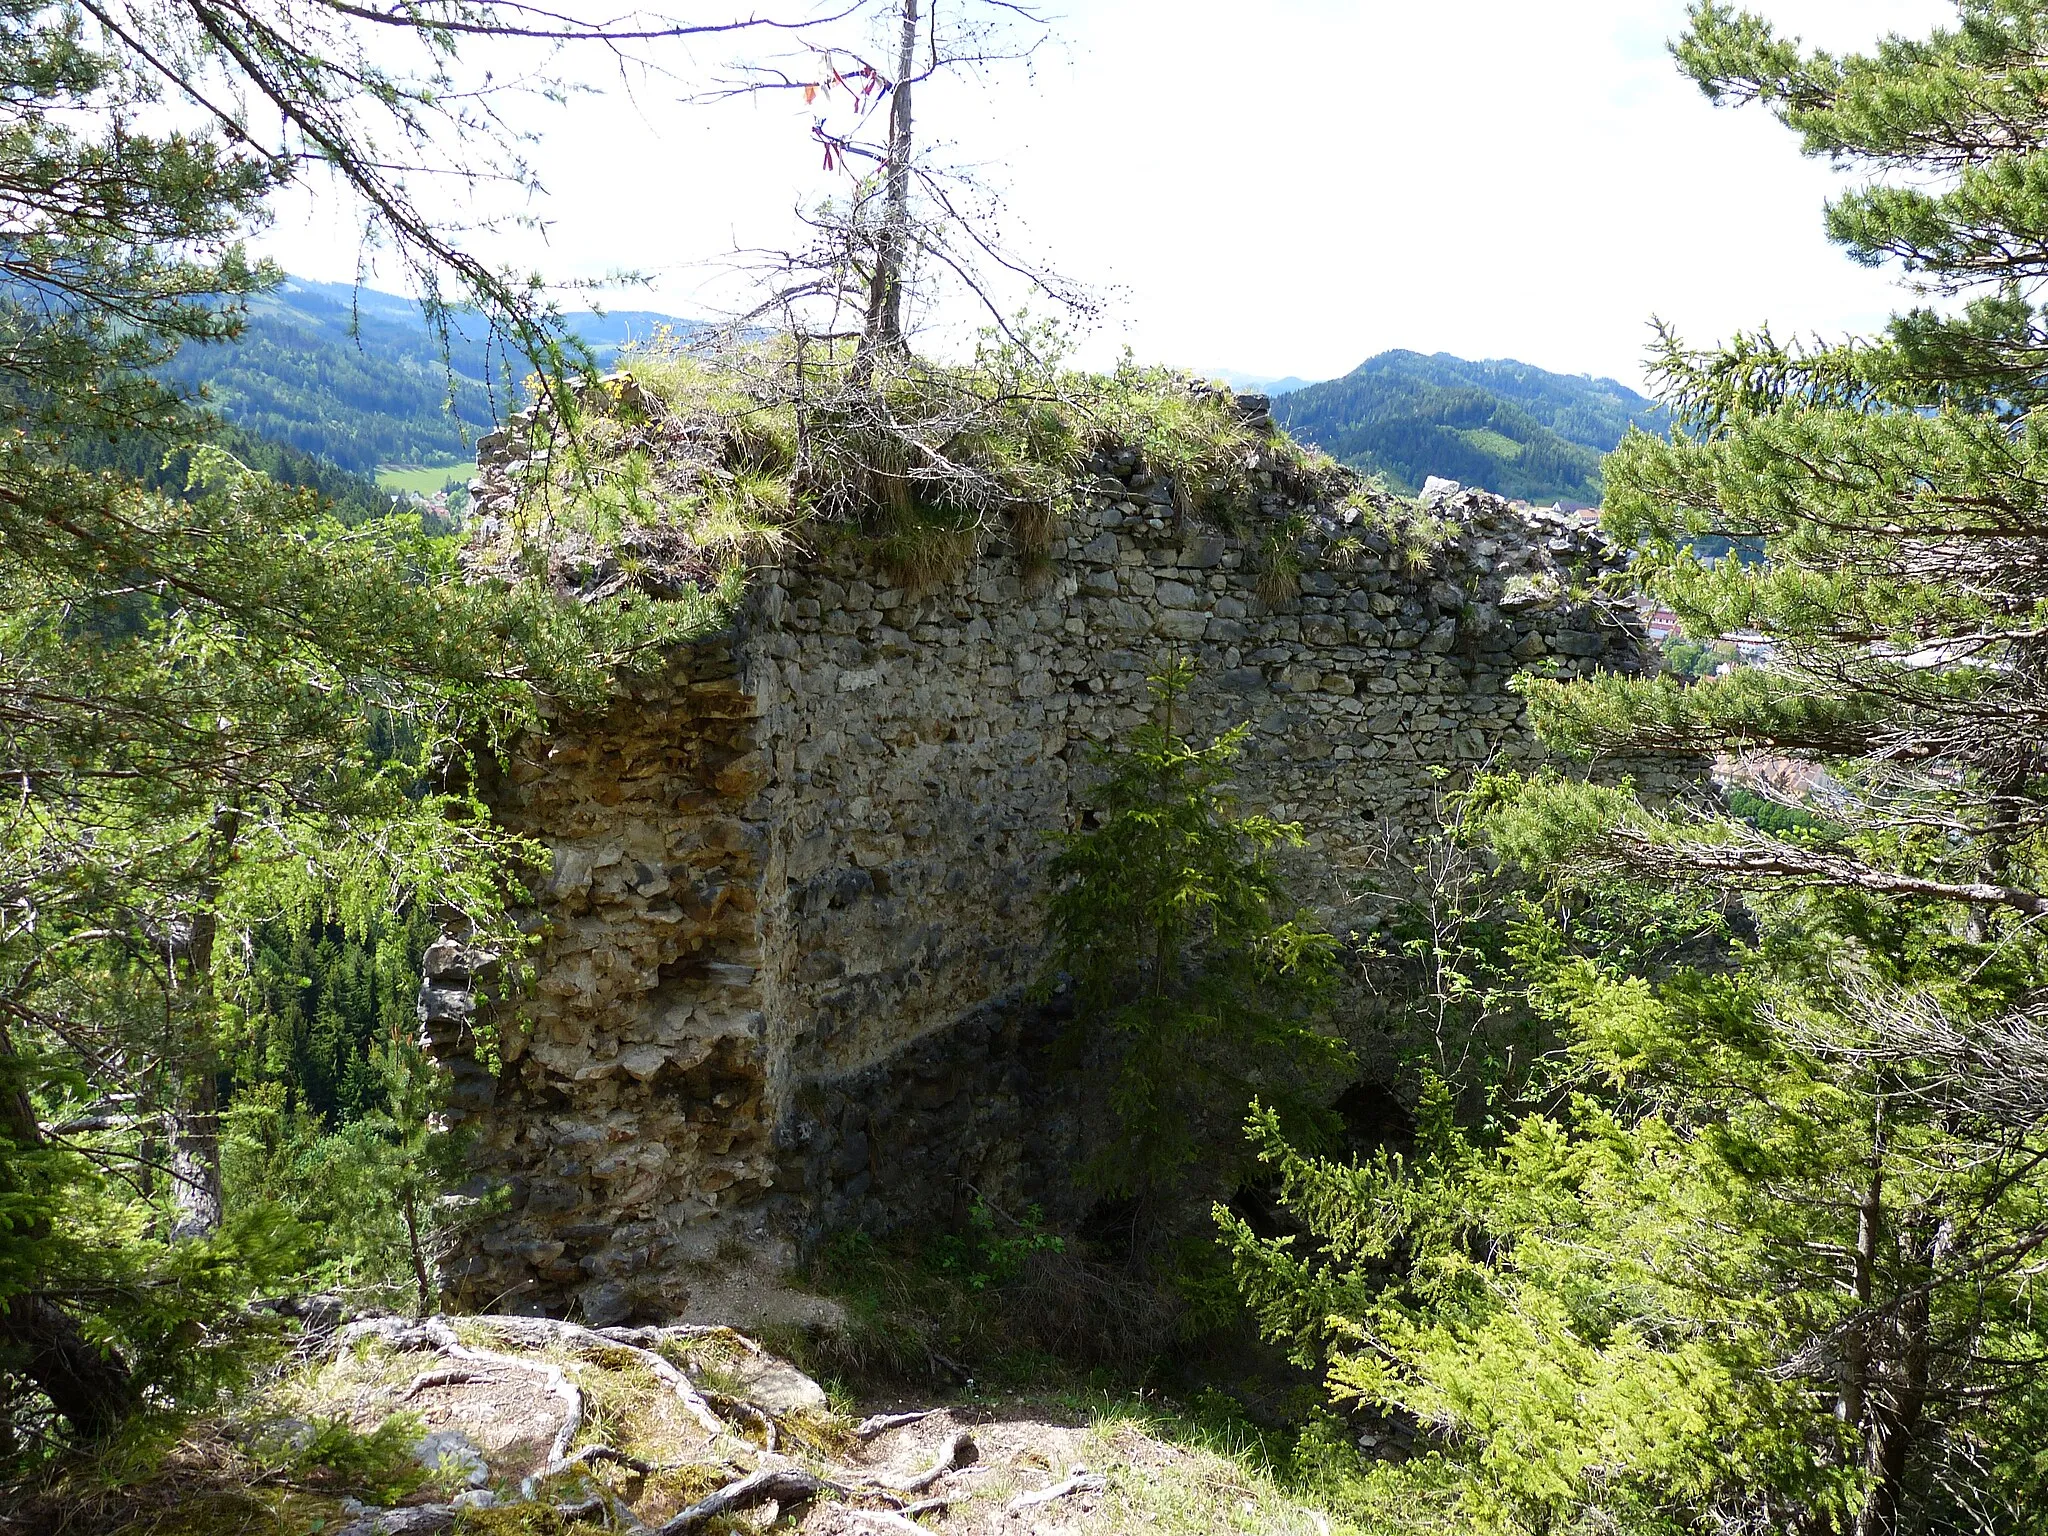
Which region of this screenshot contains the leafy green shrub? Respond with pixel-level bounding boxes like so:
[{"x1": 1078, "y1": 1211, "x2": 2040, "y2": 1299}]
[
  {"x1": 222, "y1": 1039, "x2": 478, "y2": 1315},
  {"x1": 924, "y1": 1199, "x2": 1064, "y2": 1293},
  {"x1": 1223, "y1": 772, "x2": 2048, "y2": 1534},
  {"x1": 1724, "y1": 785, "x2": 1836, "y2": 839},
  {"x1": 1660, "y1": 633, "x2": 1737, "y2": 680}
]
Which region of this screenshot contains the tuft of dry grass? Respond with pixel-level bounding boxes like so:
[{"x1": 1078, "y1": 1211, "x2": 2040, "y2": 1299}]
[{"x1": 1078, "y1": 1414, "x2": 1366, "y2": 1536}]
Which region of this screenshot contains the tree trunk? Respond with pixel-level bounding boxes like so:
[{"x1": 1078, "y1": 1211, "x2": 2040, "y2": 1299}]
[
  {"x1": 1852, "y1": 1219, "x2": 1937, "y2": 1536},
  {"x1": 0, "y1": 1295, "x2": 135, "y2": 1441},
  {"x1": 167, "y1": 808, "x2": 238, "y2": 1238},
  {"x1": 1839, "y1": 1097, "x2": 1883, "y2": 1432},
  {"x1": 401, "y1": 1183, "x2": 433, "y2": 1320},
  {"x1": 0, "y1": 1023, "x2": 136, "y2": 1439},
  {"x1": 858, "y1": 0, "x2": 920, "y2": 362},
  {"x1": 169, "y1": 1066, "x2": 222, "y2": 1238}
]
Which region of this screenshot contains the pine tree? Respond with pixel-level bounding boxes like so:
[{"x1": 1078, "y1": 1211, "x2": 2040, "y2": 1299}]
[
  {"x1": 0, "y1": 0, "x2": 743, "y2": 1452},
  {"x1": 1225, "y1": 846, "x2": 2048, "y2": 1534}
]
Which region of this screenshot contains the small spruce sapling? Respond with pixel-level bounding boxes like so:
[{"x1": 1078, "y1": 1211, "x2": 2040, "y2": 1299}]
[
  {"x1": 1046, "y1": 659, "x2": 1354, "y2": 1200},
  {"x1": 360, "y1": 1038, "x2": 467, "y2": 1320}
]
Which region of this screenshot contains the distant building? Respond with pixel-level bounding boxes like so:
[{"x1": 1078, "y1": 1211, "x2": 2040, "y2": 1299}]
[
  {"x1": 1728, "y1": 630, "x2": 1777, "y2": 665},
  {"x1": 1644, "y1": 607, "x2": 1682, "y2": 641}
]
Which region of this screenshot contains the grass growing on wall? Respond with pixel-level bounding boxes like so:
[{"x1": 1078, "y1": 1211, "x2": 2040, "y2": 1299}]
[{"x1": 487, "y1": 337, "x2": 1365, "y2": 599}]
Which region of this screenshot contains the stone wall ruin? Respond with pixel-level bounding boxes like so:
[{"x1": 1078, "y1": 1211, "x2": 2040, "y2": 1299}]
[{"x1": 436, "y1": 422, "x2": 1681, "y2": 1323}]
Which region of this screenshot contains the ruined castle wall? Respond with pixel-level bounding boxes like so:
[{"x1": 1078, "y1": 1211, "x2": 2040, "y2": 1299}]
[{"x1": 443, "y1": 477, "x2": 1680, "y2": 1322}]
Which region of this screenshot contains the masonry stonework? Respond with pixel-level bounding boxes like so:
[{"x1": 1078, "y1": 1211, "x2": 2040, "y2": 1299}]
[{"x1": 436, "y1": 455, "x2": 1676, "y2": 1323}]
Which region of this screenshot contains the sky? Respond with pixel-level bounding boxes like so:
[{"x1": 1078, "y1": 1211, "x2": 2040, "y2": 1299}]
[{"x1": 262, "y1": 0, "x2": 1957, "y2": 393}]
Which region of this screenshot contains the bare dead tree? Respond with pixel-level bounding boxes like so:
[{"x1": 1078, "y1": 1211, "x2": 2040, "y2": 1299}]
[
  {"x1": 693, "y1": 0, "x2": 1098, "y2": 365},
  {"x1": 1783, "y1": 980, "x2": 2048, "y2": 1132},
  {"x1": 862, "y1": 0, "x2": 921, "y2": 362}
]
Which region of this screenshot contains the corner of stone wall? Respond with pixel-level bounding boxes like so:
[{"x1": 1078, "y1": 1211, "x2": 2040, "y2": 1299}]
[
  {"x1": 438, "y1": 454, "x2": 1705, "y2": 1316},
  {"x1": 438, "y1": 640, "x2": 795, "y2": 1322}
]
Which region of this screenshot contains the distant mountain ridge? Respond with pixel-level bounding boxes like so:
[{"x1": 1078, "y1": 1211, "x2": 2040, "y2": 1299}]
[
  {"x1": 170, "y1": 283, "x2": 1661, "y2": 504},
  {"x1": 1272, "y1": 350, "x2": 1668, "y2": 504},
  {"x1": 162, "y1": 276, "x2": 703, "y2": 475},
  {"x1": 1209, "y1": 369, "x2": 1314, "y2": 397}
]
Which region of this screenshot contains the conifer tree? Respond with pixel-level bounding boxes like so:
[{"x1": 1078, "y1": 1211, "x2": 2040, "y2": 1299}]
[
  {"x1": 1047, "y1": 662, "x2": 1351, "y2": 1204},
  {"x1": 0, "y1": 0, "x2": 787, "y2": 1451},
  {"x1": 1225, "y1": 6, "x2": 2048, "y2": 1532}
]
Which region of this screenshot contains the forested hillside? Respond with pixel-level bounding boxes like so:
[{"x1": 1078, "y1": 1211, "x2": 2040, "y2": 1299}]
[
  {"x1": 160, "y1": 276, "x2": 703, "y2": 474},
  {"x1": 1274, "y1": 348, "x2": 1669, "y2": 501},
  {"x1": 71, "y1": 414, "x2": 393, "y2": 522}
]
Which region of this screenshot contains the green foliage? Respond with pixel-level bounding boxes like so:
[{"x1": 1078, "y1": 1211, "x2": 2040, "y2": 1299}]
[
  {"x1": 1724, "y1": 785, "x2": 1835, "y2": 837},
  {"x1": 0, "y1": 1113, "x2": 317, "y2": 1446},
  {"x1": 925, "y1": 1200, "x2": 1065, "y2": 1293},
  {"x1": 223, "y1": 1040, "x2": 474, "y2": 1315},
  {"x1": 500, "y1": 335, "x2": 1084, "y2": 594},
  {"x1": 278, "y1": 1413, "x2": 431, "y2": 1504},
  {"x1": 1233, "y1": 42, "x2": 2048, "y2": 1478},
  {"x1": 797, "y1": 1222, "x2": 1073, "y2": 1392},
  {"x1": 230, "y1": 910, "x2": 436, "y2": 1124},
  {"x1": 0, "y1": 0, "x2": 724, "y2": 1456},
  {"x1": 1273, "y1": 350, "x2": 1668, "y2": 501},
  {"x1": 1519, "y1": 665, "x2": 1900, "y2": 761},
  {"x1": 64, "y1": 417, "x2": 395, "y2": 525},
  {"x1": 1225, "y1": 857, "x2": 2048, "y2": 1533},
  {"x1": 1047, "y1": 662, "x2": 1354, "y2": 1198},
  {"x1": 376, "y1": 461, "x2": 472, "y2": 496},
  {"x1": 525, "y1": 337, "x2": 1348, "y2": 596},
  {"x1": 1094, "y1": 359, "x2": 1347, "y2": 526},
  {"x1": 1657, "y1": 632, "x2": 1736, "y2": 680},
  {"x1": 160, "y1": 298, "x2": 491, "y2": 473},
  {"x1": 1349, "y1": 788, "x2": 1548, "y2": 1112}
]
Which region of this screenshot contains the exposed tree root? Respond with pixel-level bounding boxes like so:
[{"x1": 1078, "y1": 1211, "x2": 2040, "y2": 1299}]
[
  {"x1": 654, "y1": 1465, "x2": 844, "y2": 1534},
  {"x1": 848, "y1": 1512, "x2": 931, "y2": 1535},
  {"x1": 856, "y1": 1409, "x2": 941, "y2": 1440},
  {"x1": 337, "y1": 1317, "x2": 583, "y2": 1467},
  {"x1": 559, "y1": 1443, "x2": 658, "y2": 1477},
  {"x1": 336, "y1": 1494, "x2": 624, "y2": 1536},
  {"x1": 868, "y1": 1429, "x2": 975, "y2": 1496},
  {"x1": 1005, "y1": 1465, "x2": 1106, "y2": 1514},
  {"x1": 327, "y1": 1316, "x2": 990, "y2": 1534},
  {"x1": 397, "y1": 1367, "x2": 488, "y2": 1400},
  {"x1": 459, "y1": 1314, "x2": 728, "y2": 1442},
  {"x1": 598, "y1": 1323, "x2": 766, "y2": 1357},
  {"x1": 701, "y1": 1388, "x2": 779, "y2": 1451}
]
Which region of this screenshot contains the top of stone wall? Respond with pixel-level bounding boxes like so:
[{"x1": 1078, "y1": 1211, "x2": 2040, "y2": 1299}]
[{"x1": 456, "y1": 369, "x2": 1637, "y2": 659}]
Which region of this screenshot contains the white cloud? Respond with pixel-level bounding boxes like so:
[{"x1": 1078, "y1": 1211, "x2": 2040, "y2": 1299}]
[{"x1": 259, "y1": 0, "x2": 1957, "y2": 390}]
